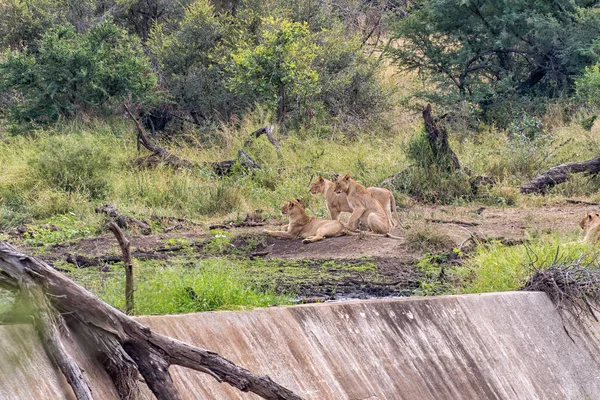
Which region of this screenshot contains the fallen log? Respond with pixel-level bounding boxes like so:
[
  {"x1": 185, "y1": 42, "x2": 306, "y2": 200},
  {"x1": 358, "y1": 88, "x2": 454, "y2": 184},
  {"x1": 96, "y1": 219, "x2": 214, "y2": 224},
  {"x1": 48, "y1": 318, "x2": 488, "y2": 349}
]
[
  {"x1": 0, "y1": 242, "x2": 303, "y2": 400},
  {"x1": 95, "y1": 203, "x2": 151, "y2": 236},
  {"x1": 520, "y1": 156, "x2": 600, "y2": 194},
  {"x1": 210, "y1": 150, "x2": 261, "y2": 176}
]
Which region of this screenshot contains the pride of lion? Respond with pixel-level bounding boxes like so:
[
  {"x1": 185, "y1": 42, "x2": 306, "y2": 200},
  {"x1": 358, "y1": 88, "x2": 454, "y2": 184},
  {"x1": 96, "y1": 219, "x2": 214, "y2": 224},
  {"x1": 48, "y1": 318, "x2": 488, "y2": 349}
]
[{"x1": 265, "y1": 173, "x2": 401, "y2": 243}]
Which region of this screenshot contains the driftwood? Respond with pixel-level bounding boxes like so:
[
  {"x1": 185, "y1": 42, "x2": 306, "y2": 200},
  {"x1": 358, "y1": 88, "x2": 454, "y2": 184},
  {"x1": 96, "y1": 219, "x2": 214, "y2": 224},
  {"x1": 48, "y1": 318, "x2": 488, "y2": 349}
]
[
  {"x1": 108, "y1": 222, "x2": 134, "y2": 315},
  {"x1": 566, "y1": 199, "x2": 600, "y2": 206},
  {"x1": 0, "y1": 242, "x2": 303, "y2": 400},
  {"x1": 520, "y1": 156, "x2": 600, "y2": 194},
  {"x1": 124, "y1": 104, "x2": 193, "y2": 169},
  {"x1": 95, "y1": 204, "x2": 151, "y2": 235}
]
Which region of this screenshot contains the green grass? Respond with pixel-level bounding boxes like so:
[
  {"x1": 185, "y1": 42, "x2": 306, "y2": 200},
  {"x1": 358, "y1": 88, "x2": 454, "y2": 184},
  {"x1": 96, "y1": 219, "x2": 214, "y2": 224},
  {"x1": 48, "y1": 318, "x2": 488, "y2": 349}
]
[
  {"x1": 68, "y1": 257, "x2": 294, "y2": 315},
  {"x1": 64, "y1": 255, "x2": 381, "y2": 315},
  {"x1": 458, "y1": 234, "x2": 599, "y2": 294}
]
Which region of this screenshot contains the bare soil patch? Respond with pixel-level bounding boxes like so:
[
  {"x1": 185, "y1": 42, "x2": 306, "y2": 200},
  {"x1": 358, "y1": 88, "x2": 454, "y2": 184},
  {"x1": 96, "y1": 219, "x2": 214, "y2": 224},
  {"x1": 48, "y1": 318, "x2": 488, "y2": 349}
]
[{"x1": 11, "y1": 203, "x2": 596, "y2": 301}]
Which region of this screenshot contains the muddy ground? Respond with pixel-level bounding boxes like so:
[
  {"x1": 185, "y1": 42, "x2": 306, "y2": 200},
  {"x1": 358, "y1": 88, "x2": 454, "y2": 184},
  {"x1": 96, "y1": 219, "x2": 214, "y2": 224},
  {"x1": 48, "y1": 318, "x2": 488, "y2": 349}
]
[{"x1": 11, "y1": 203, "x2": 598, "y2": 301}]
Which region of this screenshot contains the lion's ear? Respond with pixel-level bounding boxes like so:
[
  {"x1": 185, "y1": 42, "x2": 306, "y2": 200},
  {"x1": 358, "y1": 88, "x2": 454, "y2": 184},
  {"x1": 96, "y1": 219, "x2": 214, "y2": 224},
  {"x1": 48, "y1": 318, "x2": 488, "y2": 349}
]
[{"x1": 343, "y1": 173, "x2": 350, "y2": 180}]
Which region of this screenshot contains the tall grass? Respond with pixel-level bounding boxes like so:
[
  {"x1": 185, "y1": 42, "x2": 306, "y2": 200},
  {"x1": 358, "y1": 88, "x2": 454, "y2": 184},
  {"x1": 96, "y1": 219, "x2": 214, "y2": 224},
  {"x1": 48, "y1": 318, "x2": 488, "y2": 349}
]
[
  {"x1": 69, "y1": 258, "x2": 292, "y2": 315},
  {"x1": 458, "y1": 235, "x2": 598, "y2": 294}
]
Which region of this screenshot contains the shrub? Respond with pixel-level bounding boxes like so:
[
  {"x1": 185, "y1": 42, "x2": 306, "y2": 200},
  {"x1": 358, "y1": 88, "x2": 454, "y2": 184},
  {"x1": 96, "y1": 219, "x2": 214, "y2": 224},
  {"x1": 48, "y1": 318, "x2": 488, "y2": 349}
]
[
  {"x1": 394, "y1": 127, "x2": 473, "y2": 203},
  {"x1": 0, "y1": 22, "x2": 158, "y2": 124},
  {"x1": 29, "y1": 136, "x2": 113, "y2": 199}
]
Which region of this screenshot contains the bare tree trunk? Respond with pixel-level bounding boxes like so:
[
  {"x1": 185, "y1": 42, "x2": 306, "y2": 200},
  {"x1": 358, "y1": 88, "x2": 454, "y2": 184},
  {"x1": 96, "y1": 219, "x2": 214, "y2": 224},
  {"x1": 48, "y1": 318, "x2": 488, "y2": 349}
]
[
  {"x1": 0, "y1": 242, "x2": 303, "y2": 400},
  {"x1": 520, "y1": 156, "x2": 600, "y2": 194},
  {"x1": 243, "y1": 126, "x2": 282, "y2": 159},
  {"x1": 108, "y1": 222, "x2": 134, "y2": 315}
]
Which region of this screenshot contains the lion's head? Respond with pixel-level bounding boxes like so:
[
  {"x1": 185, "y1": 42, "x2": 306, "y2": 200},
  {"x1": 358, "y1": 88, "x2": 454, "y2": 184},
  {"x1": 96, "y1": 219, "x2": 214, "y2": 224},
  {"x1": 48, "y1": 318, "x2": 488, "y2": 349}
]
[
  {"x1": 309, "y1": 176, "x2": 326, "y2": 194},
  {"x1": 334, "y1": 173, "x2": 352, "y2": 194},
  {"x1": 580, "y1": 212, "x2": 600, "y2": 230},
  {"x1": 281, "y1": 198, "x2": 305, "y2": 215}
]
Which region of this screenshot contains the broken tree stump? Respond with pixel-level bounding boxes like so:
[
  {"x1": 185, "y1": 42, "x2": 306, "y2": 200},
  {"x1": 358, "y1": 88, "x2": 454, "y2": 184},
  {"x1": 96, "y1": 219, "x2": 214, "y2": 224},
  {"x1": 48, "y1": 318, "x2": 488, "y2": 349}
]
[
  {"x1": 520, "y1": 156, "x2": 600, "y2": 194},
  {"x1": 381, "y1": 104, "x2": 495, "y2": 193},
  {"x1": 0, "y1": 241, "x2": 303, "y2": 400},
  {"x1": 108, "y1": 222, "x2": 134, "y2": 315}
]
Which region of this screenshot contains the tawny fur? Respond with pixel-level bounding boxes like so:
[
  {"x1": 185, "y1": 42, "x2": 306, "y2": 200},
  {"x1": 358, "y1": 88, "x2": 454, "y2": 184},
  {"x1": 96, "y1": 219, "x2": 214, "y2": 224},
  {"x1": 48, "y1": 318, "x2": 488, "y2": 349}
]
[
  {"x1": 580, "y1": 212, "x2": 600, "y2": 244},
  {"x1": 264, "y1": 199, "x2": 346, "y2": 243},
  {"x1": 333, "y1": 174, "x2": 391, "y2": 234},
  {"x1": 310, "y1": 176, "x2": 401, "y2": 227}
]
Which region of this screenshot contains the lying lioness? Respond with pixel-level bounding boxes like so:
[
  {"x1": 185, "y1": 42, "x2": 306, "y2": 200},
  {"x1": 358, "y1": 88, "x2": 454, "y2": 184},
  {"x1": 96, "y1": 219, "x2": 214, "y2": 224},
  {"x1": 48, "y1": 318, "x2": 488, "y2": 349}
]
[
  {"x1": 310, "y1": 176, "x2": 401, "y2": 227},
  {"x1": 264, "y1": 199, "x2": 346, "y2": 243},
  {"x1": 334, "y1": 173, "x2": 390, "y2": 234},
  {"x1": 580, "y1": 212, "x2": 600, "y2": 244}
]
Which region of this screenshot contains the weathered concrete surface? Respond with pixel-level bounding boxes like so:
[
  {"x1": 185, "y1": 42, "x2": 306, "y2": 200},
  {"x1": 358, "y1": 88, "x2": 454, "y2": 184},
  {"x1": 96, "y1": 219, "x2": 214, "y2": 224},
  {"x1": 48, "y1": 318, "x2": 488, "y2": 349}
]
[{"x1": 2, "y1": 292, "x2": 600, "y2": 399}]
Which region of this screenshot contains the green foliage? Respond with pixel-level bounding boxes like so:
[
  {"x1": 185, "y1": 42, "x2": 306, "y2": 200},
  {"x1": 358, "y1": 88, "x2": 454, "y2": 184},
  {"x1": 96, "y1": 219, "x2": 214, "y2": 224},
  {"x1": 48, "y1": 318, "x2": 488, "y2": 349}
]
[
  {"x1": 227, "y1": 16, "x2": 319, "y2": 120},
  {"x1": 395, "y1": 127, "x2": 474, "y2": 203},
  {"x1": 29, "y1": 135, "x2": 113, "y2": 199},
  {"x1": 388, "y1": 0, "x2": 600, "y2": 124},
  {"x1": 459, "y1": 235, "x2": 597, "y2": 294},
  {"x1": 22, "y1": 213, "x2": 94, "y2": 247},
  {"x1": 576, "y1": 64, "x2": 600, "y2": 109},
  {"x1": 69, "y1": 257, "x2": 292, "y2": 314},
  {"x1": 0, "y1": 22, "x2": 158, "y2": 124},
  {"x1": 205, "y1": 229, "x2": 234, "y2": 255}
]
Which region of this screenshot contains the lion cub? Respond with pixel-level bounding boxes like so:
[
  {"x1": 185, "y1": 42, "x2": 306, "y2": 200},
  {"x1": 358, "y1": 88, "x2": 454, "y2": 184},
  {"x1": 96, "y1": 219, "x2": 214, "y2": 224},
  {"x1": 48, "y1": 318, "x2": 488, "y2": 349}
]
[
  {"x1": 264, "y1": 199, "x2": 345, "y2": 243},
  {"x1": 580, "y1": 212, "x2": 600, "y2": 244},
  {"x1": 310, "y1": 176, "x2": 401, "y2": 227},
  {"x1": 334, "y1": 174, "x2": 390, "y2": 234}
]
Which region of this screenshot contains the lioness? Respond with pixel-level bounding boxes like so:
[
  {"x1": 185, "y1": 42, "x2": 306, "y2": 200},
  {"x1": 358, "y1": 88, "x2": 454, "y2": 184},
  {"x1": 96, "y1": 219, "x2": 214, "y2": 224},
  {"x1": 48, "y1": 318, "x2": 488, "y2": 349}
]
[
  {"x1": 580, "y1": 212, "x2": 600, "y2": 244},
  {"x1": 334, "y1": 173, "x2": 390, "y2": 234},
  {"x1": 264, "y1": 199, "x2": 346, "y2": 243},
  {"x1": 310, "y1": 176, "x2": 401, "y2": 227}
]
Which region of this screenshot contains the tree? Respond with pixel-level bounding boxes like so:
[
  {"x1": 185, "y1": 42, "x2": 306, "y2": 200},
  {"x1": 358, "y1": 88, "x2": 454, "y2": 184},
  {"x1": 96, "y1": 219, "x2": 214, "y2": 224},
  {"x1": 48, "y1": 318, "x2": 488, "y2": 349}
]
[
  {"x1": 0, "y1": 241, "x2": 303, "y2": 400},
  {"x1": 227, "y1": 16, "x2": 319, "y2": 122},
  {"x1": 0, "y1": 21, "x2": 159, "y2": 124},
  {"x1": 387, "y1": 0, "x2": 600, "y2": 123}
]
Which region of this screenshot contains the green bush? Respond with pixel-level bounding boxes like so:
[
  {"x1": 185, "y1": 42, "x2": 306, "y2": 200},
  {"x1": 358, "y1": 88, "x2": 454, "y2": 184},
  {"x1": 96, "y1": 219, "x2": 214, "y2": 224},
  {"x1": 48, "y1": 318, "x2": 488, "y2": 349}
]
[
  {"x1": 29, "y1": 136, "x2": 113, "y2": 199},
  {"x1": 0, "y1": 22, "x2": 158, "y2": 124},
  {"x1": 394, "y1": 128, "x2": 473, "y2": 203},
  {"x1": 387, "y1": 0, "x2": 600, "y2": 124}
]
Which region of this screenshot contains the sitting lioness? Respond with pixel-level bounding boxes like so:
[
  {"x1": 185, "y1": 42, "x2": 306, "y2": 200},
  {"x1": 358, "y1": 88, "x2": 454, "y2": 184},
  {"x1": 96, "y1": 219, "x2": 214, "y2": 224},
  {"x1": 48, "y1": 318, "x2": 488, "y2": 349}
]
[
  {"x1": 310, "y1": 176, "x2": 401, "y2": 227},
  {"x1": 264, "y1": 199, "x2": 346, "y2": 243},
  {"x1": 334, "y1": 173, "x2": 390, "y2": 234},
  {"x1": 580, "y1": 212, "x2": 600, "y2": 244}
]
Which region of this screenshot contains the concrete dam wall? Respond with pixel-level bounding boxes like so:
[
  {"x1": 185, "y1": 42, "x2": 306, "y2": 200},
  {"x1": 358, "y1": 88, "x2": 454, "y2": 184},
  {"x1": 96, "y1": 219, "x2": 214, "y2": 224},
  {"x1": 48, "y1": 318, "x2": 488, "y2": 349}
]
[{"x1": 2, "y1": 292, "x2": 600, "y2": 399}]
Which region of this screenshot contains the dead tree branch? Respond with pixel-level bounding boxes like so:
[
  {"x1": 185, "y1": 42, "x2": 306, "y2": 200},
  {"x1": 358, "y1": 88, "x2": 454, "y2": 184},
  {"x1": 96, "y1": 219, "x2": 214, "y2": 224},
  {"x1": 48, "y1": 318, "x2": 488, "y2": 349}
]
[
  {"x1": 96, "y1": 203, "x2": 151, "y2": 235},
  {"x1": 520, "y1": 156, "x2": 600, "y2": 194},
  {"x1": 0, "y1": 242, "x2": 303, "y2": 400},
  {"x1": 210, "y1": 150, "x2": 261, "y2": 176},
  {"x1": 108, "y1": 222, "x2": 134, "y2": 315},
  {"x1": 243, "y1": 126, "x2": 282, "y2": 158},
  {"x1": 123, "y1": 104, "x2": 193, "y2": 169}
]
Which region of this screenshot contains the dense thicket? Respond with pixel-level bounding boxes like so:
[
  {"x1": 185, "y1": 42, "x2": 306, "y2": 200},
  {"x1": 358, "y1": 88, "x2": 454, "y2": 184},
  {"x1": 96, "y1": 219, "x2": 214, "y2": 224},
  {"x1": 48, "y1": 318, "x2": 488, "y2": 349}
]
[
  {"x1": 0, "y1": 0, "x2": 402, "y2": 130},
  {"x1": 388, "y1": 0, "x2": 600, "y2": 124}
]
